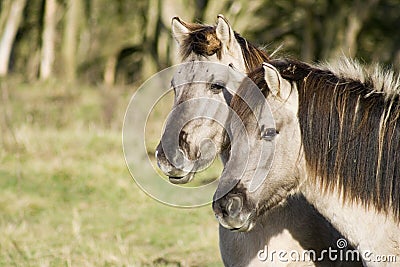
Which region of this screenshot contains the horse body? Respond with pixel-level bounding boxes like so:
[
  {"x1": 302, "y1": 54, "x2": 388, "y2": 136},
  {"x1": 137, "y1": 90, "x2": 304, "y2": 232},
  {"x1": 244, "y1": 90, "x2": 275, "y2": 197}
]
[
  {"x1": 156, "y1": 16, "x2": 360, "y2": 266},
  {"x1": 220, "y1": 58, "x2": 400, "y2": 266},
  {"x1": 220, "y1": 194, "x2": 352, "y2": 267},
  {"x1": 302, "y1": 181, "x2": 400, "y2": 263}
]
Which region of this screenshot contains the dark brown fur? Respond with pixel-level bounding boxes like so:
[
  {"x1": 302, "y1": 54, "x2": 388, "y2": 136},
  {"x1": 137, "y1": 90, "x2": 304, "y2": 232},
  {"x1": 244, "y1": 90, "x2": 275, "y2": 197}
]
[
  {"x1": 233, "y1": 58, "x2": 400, "y2": 220},
  {"x1": 178, "y1": 21, "x2": 270, "y2": 72},
  {"x1": 229, "y1": 66, "x2": 268, "y2": 135}
]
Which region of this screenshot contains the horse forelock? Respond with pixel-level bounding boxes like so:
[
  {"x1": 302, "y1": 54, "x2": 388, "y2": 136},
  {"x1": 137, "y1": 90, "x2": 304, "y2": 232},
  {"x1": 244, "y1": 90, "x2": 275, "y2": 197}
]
[
  {"x1": 180, "y1": 25, "x2": 222, "y2": 60},
  {"x1": 178, "y1": 22, "x2": 270, "y2": 72}
]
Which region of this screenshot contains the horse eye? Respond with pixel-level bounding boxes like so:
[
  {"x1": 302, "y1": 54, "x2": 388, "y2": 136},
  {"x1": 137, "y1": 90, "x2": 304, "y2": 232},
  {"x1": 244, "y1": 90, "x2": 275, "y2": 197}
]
[
  {"x1": 228, "y1": 63, "x2": 239, "y2": 72},
  {"x1": 210, "y1": 82, "x2": 225, "y2": 93},
  {"x1": 261, "y1": 128, "x2": 278, "y2": 141}
]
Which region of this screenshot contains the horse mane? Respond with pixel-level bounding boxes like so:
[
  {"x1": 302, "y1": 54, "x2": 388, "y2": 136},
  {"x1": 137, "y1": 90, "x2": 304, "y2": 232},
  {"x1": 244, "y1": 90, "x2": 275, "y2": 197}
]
[
  {"x1": 274, "y1": 57, "x2": 400, "y2": 220},
  {"x1": 229, "y1": 66, "x2": 268, "y2": 135},
  {"x1": 178, "y1": 22, "x2": 270, "y2": 72},
  {"x1": 234, "y1": 33, "x2": 270, "y2": 72}
]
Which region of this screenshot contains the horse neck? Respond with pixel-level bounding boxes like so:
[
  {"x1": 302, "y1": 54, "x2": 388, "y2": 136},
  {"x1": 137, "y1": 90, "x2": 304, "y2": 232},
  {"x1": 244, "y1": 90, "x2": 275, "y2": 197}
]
[
  {"x1": 299, "y1": 177, "x2": 400, "y2": 257},
  {"x1": 296, "y1": 67, "x2": 400, "y2": 207}
]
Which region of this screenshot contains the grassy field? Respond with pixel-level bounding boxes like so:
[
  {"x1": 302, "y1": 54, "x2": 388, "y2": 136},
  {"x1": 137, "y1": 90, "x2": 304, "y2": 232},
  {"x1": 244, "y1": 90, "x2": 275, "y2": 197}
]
[{"x1": 0, "y1": 78, "x2": 222, "y2": 266}]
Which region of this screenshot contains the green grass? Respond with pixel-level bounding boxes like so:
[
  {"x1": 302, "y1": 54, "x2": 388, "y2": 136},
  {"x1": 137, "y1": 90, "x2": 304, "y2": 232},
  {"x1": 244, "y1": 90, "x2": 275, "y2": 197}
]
[{"x1": 0, "y1": 79, "x2": 222, "y2": 266}]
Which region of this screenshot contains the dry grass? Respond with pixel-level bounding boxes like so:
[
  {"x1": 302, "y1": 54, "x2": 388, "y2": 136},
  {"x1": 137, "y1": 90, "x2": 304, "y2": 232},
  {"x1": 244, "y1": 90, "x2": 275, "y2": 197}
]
[{"x1": 0, "y1": 79, "x2": 222, "y2": 267}]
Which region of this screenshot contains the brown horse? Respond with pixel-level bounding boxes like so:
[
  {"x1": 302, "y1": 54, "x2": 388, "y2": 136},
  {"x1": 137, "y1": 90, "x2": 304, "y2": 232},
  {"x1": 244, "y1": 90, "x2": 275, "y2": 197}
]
[{"x1": 218, "y1": 57, "x2": 400, "y2": 266}]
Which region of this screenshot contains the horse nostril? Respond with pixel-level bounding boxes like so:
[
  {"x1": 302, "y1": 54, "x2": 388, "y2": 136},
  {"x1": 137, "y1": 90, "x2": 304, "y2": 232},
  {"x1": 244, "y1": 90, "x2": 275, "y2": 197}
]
[
  {"x1": 213, "y1": 199, "x2": 227, "y2": 218},
  {"x1": 226, "y1": 196, "x2": 243, "y2": 217},
  {"x1": 179, "y1": 130, "x2": 188, "y2": 145},
  {"x1": 213, "y1": 195, "x2": 243, "y2": 218}
]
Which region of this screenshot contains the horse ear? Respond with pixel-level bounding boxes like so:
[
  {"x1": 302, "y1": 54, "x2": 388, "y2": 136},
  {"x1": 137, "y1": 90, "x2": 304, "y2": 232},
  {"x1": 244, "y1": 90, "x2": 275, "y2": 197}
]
[
  {"x1": 171, "y1": 17, "x2": 190, "y2": 45},
  {"x1": 262, "y1": 63, "x2": 283, "y2": 98},
  {"x1": 216, "y1": 14, "x2": 235, "y2": 49}
]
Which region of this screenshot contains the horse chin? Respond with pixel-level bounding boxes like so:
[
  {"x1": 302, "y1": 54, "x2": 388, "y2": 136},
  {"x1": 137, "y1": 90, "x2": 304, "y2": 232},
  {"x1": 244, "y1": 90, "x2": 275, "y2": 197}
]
[
  {"x1": 169, "y1": 172, "x2": 195, "y2": 184},
  {"x1": 218, "y1": 212, "x2": 256, "y2": 233},
  {"x1": 231, "y1": 219, "x2": 255, "y2": 232}
]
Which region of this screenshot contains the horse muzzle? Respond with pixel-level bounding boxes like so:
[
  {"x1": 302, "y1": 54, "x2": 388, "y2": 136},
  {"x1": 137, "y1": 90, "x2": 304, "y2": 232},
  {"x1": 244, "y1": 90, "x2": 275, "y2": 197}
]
[
  {"x1": 212, "y1": 194, "x2": 255, "y2": 232},
  {"x1": 155, "y1": 142, "x2": 194, "y2": 183}
]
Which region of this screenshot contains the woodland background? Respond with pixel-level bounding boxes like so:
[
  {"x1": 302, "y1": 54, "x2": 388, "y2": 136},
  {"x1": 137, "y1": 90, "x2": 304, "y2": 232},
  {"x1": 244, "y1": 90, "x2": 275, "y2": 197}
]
[
  {"x1": 0, "y1": 0, "x2": 399, "y2": 266},
  {"x1": 1, "y1": 0, "x2": 399, "y2": 84}
]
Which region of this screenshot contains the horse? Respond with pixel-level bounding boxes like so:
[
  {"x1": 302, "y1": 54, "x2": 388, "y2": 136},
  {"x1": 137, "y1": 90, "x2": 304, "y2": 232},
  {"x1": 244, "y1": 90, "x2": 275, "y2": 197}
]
[
  {"x1": 217, "y1": 57, "x2": 400, "y2": 266},
  {"x1": 155, "y1": 16, "x2": 361, "y2": 266},
  {"x1": 155, "y1": 14, "x2": 269, "y2": 184}
]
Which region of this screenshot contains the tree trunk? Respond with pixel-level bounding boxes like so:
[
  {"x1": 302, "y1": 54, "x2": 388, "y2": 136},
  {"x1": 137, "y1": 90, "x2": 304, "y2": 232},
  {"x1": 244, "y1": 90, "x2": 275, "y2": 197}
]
[
  {"x1": 0, "y1": 0, "x2": 12, "y2": 33},
  {"x1": 40, "y1": 0, "x2": 57, "y2": 80},
  {"x1": 142, "y1": 0, "x2": 160, "y2": 78},
  {"x1": 301, "y1": 8, "x2": 315, "y2": 62},
  {"x1": 343, "y1": 0, "x2": 378, "y2": 57},
  {"x1": 62, "y1": 0, "x2": 81, "y2": 82},
  {"x1": 103, "y1": 55, "x2": 117, "y2": 86},
  {"x1": 0, "y1": 0, "x2": 27, "y2": 76}
]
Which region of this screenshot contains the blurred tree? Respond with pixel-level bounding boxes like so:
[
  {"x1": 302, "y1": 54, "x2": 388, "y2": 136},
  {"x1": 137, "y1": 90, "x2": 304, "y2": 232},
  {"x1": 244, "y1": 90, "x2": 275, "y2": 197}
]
[
  {"x1": 243, "y1": 0, "x2": 399, "y2": 68},
  {"x1": 0, "y1": 0, "x2": 27, "y2": 76},
  {"x1": 9, "y1": 0, "x2": 44, "y2": 80},
  {"x1": 80, "y1": 0, "x2": 148, "y2": 84},
  {"x1": 0, "y1": 1, "x2": 12, "y2": 33},
  {"x1": 342, "y1": 0, "x2": 378, "y2": 58},
  {"x1": 0, "y1": 0, "x2": 399, "y2": 83},
  {"x1": 63, "y1": 0, "x2": 82, "y2": 82},
  {"x1": 40, "y1": 0, "x2": 58, "y2": 80}
]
